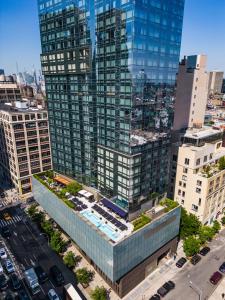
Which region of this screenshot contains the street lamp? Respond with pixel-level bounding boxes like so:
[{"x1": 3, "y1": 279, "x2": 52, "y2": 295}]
[
  {"x1": 40, "y1": 233, "x2": 50, "y2": 245},
  {"x1": 189, "y1": 280, "x2": 203, "y2": 300}
]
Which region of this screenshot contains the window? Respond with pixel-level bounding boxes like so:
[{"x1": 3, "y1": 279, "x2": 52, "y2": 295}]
[
  {"x1": 197, "y1": 180, "x2": 202, "y2": 186},
  {"x1": 184, "y1": 158, "x2": 189, "y2": 165},
  {"x1": 196, "y1": 158, "x2": 200, "y2": 166},
  {"x1": 182, "y1": 191, "x2": 185, "y2": 197},
  {"x1": 204, "y1": 155, "x2": 207, "y2": 162},
  {"x1": 192, "y1": 204, "x2": 198, "y2": 212},
  {"x1": 183, "y1": 182, "x2": 186, "y2": 188},
  {"x1": 183, "y1": 167, "x2": 188, "y2": 174},
  {"x1": 196, "y1": 187, "x2": 201, "y2": 193},
  {"x1": 198, "y1": 198, "x2": 201, "y2": 206},
  {"x1": 179, "y1": 181, "x2": 182, "y2": 186},
  {"x1": 181, "y1": 199, "x2": 184, "y2": 205},
  {"x1": 182, "y1": 175, "x2": 187, "y2": 181}
]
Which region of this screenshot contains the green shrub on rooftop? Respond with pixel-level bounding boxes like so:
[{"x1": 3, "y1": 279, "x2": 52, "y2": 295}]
[
  {"x1": 65, "y1": 181, "x2": 82, "y2": 195},
  {"x1": 63, "y1": 199, "x2": 76, "y2": 209},
  {"x1": 160, "y1": 198, "x2": 179, "y2": 212},
  {"x1": 218, "y1": 157, "x2": 225, "y2": 171},
  {"x1": 133, "y1": 214, "x2": 151, "y2": 231}
]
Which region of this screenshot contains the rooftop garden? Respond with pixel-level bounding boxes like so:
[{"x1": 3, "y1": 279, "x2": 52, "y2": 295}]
[
  {"x1": 132, "y1": 214, "x2": 151, "y2": 231},
  {"x1": 34, "y1": 171, "x2": 82, "y2": 210},
  {"x1": 200, "y1": 156, "x2": 225, "y2": 178},
  {"x1": 160, "y1": 198, "x2": 179, "y2": 212}
]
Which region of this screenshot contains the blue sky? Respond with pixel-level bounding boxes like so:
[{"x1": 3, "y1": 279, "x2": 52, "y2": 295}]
[{"x1": 0, "y1": 0, "x2": 225, "y2": 74}]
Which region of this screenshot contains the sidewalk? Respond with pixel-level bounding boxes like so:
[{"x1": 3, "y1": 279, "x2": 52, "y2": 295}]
[
  {"x1": 209, "y1": 276, "x2": 225, "y2": 300},
  {"x1": 123, "y1": 241, "x2": 185, "y2": 300}
]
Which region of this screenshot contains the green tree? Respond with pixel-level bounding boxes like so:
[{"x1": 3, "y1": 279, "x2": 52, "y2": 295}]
[
  {"x1": 76, "y1": 268, "x2": 94, "y2": 285},
  {"x1": 27, "y1": 204, "x2": 38, "y2": 218},
  {"x1": 32, "y1": 211, "x2": 45, "y2": 225},
  {"x1": 218, "y1": 157, "x2": 225, "y2": 171},
  {"x1": 180, "y1": 208, "x2": 201, "y2": 239},
  {"x1": 183, "y1": 236, "x2": 201, "y2": 257},
  {"x1": 50, "y1": 231, "x2": 66, "y2": 254},
  {"x1": 91, "y1": 286, "x2": 107, "y2": 300},
  {"x1": 66, "y1": 181, "x2": 82, "y2": 195},
  {"x1": 221, "y1": 216, "x2": 225, "y2": 225},
  {"x1": 212, "y1": 220, "x2": 221, "y2": 234},
  {"x1": 63, "y1": 251, "x2": 77, "y2": 269},
  {"x1": 41, "y1": 220, "x2": 54, "y2": 237},
  {"x1": 199, "y1": 226, "x2": 215, "y2": 244}
]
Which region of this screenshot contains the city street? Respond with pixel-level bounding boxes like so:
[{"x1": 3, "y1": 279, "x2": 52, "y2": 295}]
[
  {"x1": 124, "y1": 229, "x2": 225, "y2": 300},
  {"x1": 0, "y1": 204, "x2": 85, "y2": 300}
]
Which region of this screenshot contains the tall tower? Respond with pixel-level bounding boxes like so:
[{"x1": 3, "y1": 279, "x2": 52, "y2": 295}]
[{"x1": 38, "y1": 0, "x2": 185, "y2": 218}]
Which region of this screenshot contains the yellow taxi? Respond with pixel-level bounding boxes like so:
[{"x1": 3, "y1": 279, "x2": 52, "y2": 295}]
[{"x1": 3, "y1": 212, "x2": 12, "y2": 221}]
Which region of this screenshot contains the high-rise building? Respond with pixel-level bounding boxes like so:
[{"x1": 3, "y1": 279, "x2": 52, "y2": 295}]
[
  {"x1": 173, "y1": 55, "x2": 208, "y2": 131},
  {"x1": 0, "y1": 69, "x2": 5, "y2": 76},
  {"x1": 36, "y1": 0, "x2": 185, "y2": 295},
  {"x1": 168, "y1": 55, "x2": 208, "y2": 198},
  {"x1": 38, "y1": 0, "x2": 185, "y2": 218},
  {"x1": 208, "y1": 70, "x2": 224, "y2": 95},
  {"x1": 0, "y1": 101, "x2": 52, "y2": 199}
]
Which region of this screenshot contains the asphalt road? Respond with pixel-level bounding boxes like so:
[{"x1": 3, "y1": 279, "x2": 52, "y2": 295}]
[
  {"x1": 165, "y1": 229, "x2": 225, "y2": 300},
  {"x1": 0, "y1": 205, "x2": 85, "y2": 300}
]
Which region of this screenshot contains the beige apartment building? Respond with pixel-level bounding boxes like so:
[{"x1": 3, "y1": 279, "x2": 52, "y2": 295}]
[
  {"x1": 174, "y1": 127, "x2": 225, "y2": 225},
  {"x1": 208, "y1": 71, "x2": 224, "y2": 96},
  {"x1": 0, "y1": 75, "x2": 22, "y2": 104},
  {"x1": 0, "y1": 101, "x2": 52, "y2": 199},
  {"x1": 173, "y1": 55, "x2": 208, "y2": 131}
]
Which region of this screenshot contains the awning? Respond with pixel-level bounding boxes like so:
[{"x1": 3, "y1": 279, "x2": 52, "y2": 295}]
[
  {"x1": 101, "y1": 198, "x2": 128, "y2": 218},
  {"x1": 54, "y1": 176, "x2": 73, "y2": 186},
  {"x1": 78, "y1": 190, "x2": 87, "y2": 196}
]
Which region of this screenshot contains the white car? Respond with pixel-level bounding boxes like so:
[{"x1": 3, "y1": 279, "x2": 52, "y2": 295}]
[
  {"x1": 0, "y1": 262, "x2": 3, "y2": 273},
  {"x1": 0, "y1": 248, "x2": 7, "y2": 259},
  {"x1": 48, "y1": 288, "x2": 60, "y2": 300},
  {"x1": 4, "y1": 259, "x2": 15, "y2": 273}
]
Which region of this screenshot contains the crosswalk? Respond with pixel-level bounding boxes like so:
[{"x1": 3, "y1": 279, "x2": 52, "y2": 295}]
[
  {"x1": 0, "y1": 215, "x2": 22, "y2": 227},
  {"x1": 0, "y1": 199, "x2": 9, "y2": 207}
]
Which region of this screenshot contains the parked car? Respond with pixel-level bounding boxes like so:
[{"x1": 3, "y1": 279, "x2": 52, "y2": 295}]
[
  {"x1": 49, "y1": 265, "x2": 64, "y2": 286},
  {"x1": 0, "y1": 247, "x2": 7, "y2": 259},
  {"x1": 10, "y1": 273, "x2": 21, "y2": 290},
  {"x1": 176, "y1": 257, "x2": 187, "y2": 268},
  {"x1": 0, "y1": 273, "x2": 8, "y2": 290},
  {"x1": 219, "y1": 262, "x2": 225, "y2": 273},
  {"x1": 1, "y1": 226, "x2": 11, "y2": 238},
  {"x1": 4, "y1": 259, "x2": 15, "y2": 273},
  {"x1": 0, "y1": 193, "x2": 5, "y2": 198},
  {"x1": 163, "y1": 280, "x2": 175, "y2": 290},
  {"x1": 17, "y1": 289, "x2": 30, "y2": 300},
  {"x1": 190, "y1": 254, "x2": 201, "y2": 265},
  {"x1": 149, "y1": 295, "x2": 160, "y2": 300},
  {"x1": 199, "y1": 246, "x2": 210, "y2": 256},
  {"x1": 34, "y1": 265, "x2": 48, "y2": 283},
  {"x1": 48, "y1": 288, "x2": 60, "y2": 300},
  {"x1": 157, "y1": 286, "x2": 168, "y2": 297},
  {"x1": 4, "y1": 291, "x2": 14, "y2": 300},
  {"x1": 210, "y1": 271, "x2": 222, "y2": 285}
]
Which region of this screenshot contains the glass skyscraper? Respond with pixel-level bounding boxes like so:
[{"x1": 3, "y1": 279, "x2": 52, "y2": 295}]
[{"x1": 38, "y1": 0, "x2": 184, "y2": 217}]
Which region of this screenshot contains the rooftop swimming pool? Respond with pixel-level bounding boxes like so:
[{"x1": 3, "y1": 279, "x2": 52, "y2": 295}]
[{"x1": 81, "y1": 210, "x2": 120, "y2": 242}]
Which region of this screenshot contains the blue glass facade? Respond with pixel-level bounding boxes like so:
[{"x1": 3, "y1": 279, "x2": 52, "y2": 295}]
[
  {"x1": 32, "y1": 177, "x2": 180, "y2": 282},
  {"x1": 38, "y1": 0, "x2": 184, "y2": 215}
]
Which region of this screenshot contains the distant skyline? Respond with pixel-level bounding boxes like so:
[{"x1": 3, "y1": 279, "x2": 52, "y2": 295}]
[{"x1": 0, "y1": 0, "x2": 225, "y2": 75}]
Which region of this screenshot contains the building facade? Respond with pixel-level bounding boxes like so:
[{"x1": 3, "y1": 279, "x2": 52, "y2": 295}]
[
  {"x1": 0, "y1": 75, "x2": 22, "y2": 104},
  {"x1": 0, "y1": 101, "x2": 52, "y2": 198},
  {"x1": 38, "y1": 0, "x2": 185, "y2": 217},
  {"x1": 174, "y1": 128, "x2": 225, "y2": 224},
  {"x1": 33, "y1": 175, "x2": 180, "y2": 297},
  {"x1": 208, "y1": 70, "x2": 224, "y2": 96}
]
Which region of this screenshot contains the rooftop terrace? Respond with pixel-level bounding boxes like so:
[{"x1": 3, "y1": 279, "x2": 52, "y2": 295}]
[{"x1": 34, "y1": 171, "x2": 177, "y2": 244}]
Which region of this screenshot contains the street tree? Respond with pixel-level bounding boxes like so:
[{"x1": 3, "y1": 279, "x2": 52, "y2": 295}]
[
  {"x1": 91, "y1": 286, "x2": 107, "y2": 300},
  {"x1": 76, "y1": 268, "x2": 94, "y2": 286},
  {"x1": 63, "y1": 251, "x2": 81, "y2": 269},
  {"x1": 50, "y1": 231, "x2": 66, "y2": 254},
  {"x1": 183, "y1": 236, "x2": 201, "y2": 257},
  {"x1": 180, "y1": 208, "x2": 201, "y2": 239},
  {"x1": 198, "y1": 226, "x2": 215, "y2": 244},
  {"x1": 212, "y1": 220, "x2": 221, "y2": 234}
]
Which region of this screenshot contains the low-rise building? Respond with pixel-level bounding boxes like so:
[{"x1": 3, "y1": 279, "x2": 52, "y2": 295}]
[
  {"x1": 174, "y1": 127, "x2": 225, "y2": 224},
  {"x1": 32, "y1": 172, "x2": 180, "y2": 298},
  {"x1": 0, "y1": 101, "x2": 52, "y2": 199},
  {"x1": 0, "y1": 75, "x2": 22, "y2": 104}
]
